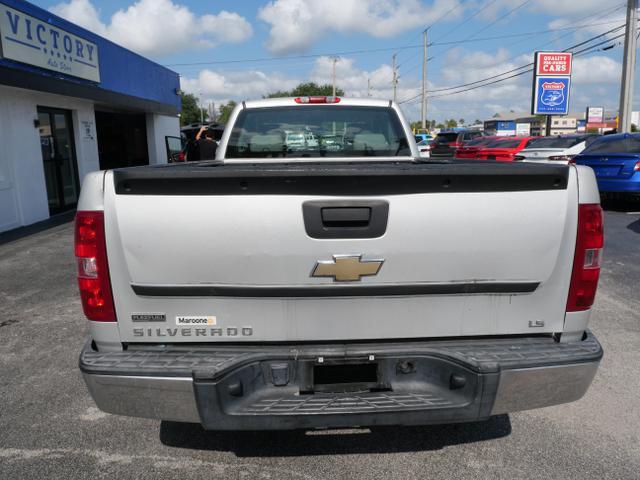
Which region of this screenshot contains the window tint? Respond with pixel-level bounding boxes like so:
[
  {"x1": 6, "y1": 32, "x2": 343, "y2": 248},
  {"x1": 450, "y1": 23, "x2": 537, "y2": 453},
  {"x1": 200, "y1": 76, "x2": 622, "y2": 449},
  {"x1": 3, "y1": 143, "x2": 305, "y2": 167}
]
[
  {"x1": 225, "y1": 106, "x2": 410, "y2": 158},
  {"x1": 582, "y1": 136, "x2": 640, "y2": 154},
  {"x1": 464, "y1": 132, "x2": 482, "y2": 140},
  {"x1": 584, "y1": 135, "x2": 600, "y2": 147},
  {"x1": 526, "y1": 137, "x2": 583, "y2": 148},
  {"x1": 487, "y1": 139, "x2": 521, "y2": 148},
  {"x1": 435, "y1": 132, "x2": 459, "y2": 143},
  {"x1": 466, "y1": 137, "x2": 493, "y2": 147}
]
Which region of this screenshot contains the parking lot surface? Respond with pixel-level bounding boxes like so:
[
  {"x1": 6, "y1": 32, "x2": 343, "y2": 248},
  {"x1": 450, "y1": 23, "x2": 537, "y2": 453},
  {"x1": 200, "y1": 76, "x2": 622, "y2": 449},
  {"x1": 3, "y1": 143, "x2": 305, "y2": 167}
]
[{"x1": 1, "y1": 203, "x2": 639, "y2": 480}]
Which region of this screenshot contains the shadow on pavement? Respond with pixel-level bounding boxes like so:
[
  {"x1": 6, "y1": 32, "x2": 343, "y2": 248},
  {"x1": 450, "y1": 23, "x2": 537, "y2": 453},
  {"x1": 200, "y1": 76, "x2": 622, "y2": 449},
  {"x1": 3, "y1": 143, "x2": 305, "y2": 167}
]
[
  {"x1": 628, "y1": 219, "x2": 640, "y2": 234},
  {"x1": 159, "y1": 415, "x2": 511, "y2": 456}
]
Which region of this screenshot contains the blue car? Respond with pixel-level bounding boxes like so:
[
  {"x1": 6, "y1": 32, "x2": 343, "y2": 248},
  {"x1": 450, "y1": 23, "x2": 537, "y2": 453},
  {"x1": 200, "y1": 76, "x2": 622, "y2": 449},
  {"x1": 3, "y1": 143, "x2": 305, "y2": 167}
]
[{"x1": 574, "y1": 133, "x2": 640, "y2": 194}]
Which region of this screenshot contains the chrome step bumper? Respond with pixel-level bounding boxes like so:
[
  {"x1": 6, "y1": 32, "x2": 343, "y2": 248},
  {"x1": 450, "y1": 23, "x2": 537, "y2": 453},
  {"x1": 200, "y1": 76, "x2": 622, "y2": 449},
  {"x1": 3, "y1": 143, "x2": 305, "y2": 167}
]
[{"x1": 80, "y1": 332, "x2": 602, "y2": 429}]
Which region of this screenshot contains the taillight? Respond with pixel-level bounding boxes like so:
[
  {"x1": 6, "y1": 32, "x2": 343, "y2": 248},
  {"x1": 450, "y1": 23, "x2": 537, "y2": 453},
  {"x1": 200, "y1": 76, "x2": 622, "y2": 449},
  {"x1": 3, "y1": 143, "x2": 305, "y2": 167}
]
[
  {"x1": 634, "y1": 161, "x2": 640, "y2": 172},
  {"x1": 450, "y1": 142, "x2": 462, "y2": 148},
  {"x1": 566, "y1": 204, "x2": 604, "y2": 312},
  {"x1": 178, "y1": 151, "x2": 186, "y2": 162},
  {"x1": 75, "y1": 211, "x2": 116, "y2": 322},
  {"x1": 295, "y1": 96, "x2": 341, "y2": 104}
]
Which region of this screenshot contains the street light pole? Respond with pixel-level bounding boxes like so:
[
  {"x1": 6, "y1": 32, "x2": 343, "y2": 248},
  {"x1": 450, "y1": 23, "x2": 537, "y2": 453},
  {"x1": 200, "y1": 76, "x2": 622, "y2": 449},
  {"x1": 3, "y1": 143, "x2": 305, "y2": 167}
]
[
  {"x1": 421, "y1": 29, "x2": 428, "y2": 130},
  {"x1": 331, "y1": 57, "x2": 339, "y2": 97},
  {"x1": 618, "y1": 0, "x2": 638, "y2": 133},
  {"x1": 392, "y1": 53, "x2": 397, "y2": 102}
]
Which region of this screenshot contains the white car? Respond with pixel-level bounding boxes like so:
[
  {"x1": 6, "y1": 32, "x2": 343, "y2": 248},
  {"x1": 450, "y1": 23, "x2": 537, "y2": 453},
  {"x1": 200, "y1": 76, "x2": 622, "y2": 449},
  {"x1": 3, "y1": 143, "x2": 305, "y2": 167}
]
[
  {"x1": 517, "y1": 135, "x2": 599, "y2": 164},
  {"x1": 417, "y1": 139, "x2": 431, "y2": 158}
]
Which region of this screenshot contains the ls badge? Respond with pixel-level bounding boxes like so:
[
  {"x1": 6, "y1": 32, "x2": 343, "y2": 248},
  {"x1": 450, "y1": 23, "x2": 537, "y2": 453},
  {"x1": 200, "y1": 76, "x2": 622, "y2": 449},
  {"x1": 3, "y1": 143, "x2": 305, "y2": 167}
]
[{"x1": 312, "y1": 254, "x2": 384, "y2": 282}]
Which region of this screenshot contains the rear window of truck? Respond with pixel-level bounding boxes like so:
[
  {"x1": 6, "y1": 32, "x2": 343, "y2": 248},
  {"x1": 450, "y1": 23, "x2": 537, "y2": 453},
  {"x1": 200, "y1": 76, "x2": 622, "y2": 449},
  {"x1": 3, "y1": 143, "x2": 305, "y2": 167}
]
[{"x1": 225, "y1": 106, "x2": 411, "y2": 158}]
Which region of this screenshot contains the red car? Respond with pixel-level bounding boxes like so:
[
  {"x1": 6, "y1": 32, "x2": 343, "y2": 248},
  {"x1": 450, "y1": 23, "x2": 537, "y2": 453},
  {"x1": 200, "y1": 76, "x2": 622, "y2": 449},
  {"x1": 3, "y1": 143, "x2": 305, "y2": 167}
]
[
  {"x1": 454, "y1": 136, "x2": 502, "y2": 159},
  {"x1": 474, "y1": 137, "x2": 538, "y2": 162}
]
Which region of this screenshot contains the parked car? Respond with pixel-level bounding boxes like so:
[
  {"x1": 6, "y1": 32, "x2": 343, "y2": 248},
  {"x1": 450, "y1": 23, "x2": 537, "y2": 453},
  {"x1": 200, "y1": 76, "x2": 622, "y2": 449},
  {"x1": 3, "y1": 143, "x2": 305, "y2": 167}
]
[
  {"x1": 475, "y1": 137, "x2": 538, "y2": 162},
  {"x1": 76, "y1": 95, "x2": 603, "y2": 431},
  {"x1": 417, "y1": 139, "x2": 431, "y2": 158},
  {"x1": 414, "y1": 133, "x2": 433, "y2": 144},
  {"x1": 454, "y1": 136, "x2": 502, "y2": 160},
  {"x1": 516, "y1": 135, "x2": 599, "y2": 164},
  {"x1": 430, "y1": 130, "x2": 484, "y2": 157},
  {"x1": 574, "y1": 133, "x2": 640, "y2": 196}
]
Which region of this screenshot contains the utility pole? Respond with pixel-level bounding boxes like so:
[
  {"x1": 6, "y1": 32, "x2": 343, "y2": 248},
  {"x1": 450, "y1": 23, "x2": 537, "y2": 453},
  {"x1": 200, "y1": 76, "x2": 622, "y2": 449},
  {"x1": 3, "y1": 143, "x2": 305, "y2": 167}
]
[
  {"x1": 618, "y1": 0, "x2": 638, "y2": 133},
  {"x1": 198, "y1": 92, "x2": 204, "y2": 124},
  {"x1": 392, "y1": 53, "x2": 398, "y2": 102},
  {"x1": 367, "y1": 78, "x2": 371, "y2": 97},
  {"x1": 421, "y1": 29, "x2": 428, "y2": 130},
  {"x1": 331, "y1": 57, "x2": 340, "y2": 97}
]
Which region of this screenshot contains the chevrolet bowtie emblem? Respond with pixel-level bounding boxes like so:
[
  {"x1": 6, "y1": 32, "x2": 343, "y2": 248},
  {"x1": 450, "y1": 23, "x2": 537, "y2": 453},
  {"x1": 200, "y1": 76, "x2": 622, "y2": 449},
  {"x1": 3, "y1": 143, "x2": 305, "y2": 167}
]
[{"x1": 311, "y1": 255, "x2": 384, "y2": 282}]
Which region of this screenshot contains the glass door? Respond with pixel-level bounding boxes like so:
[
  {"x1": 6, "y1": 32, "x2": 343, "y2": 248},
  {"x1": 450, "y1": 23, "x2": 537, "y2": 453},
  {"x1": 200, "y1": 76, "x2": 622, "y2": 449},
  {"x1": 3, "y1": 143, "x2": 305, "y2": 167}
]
[{"x1": 38, "y1": 107, "x2": 80, "y2": 214}]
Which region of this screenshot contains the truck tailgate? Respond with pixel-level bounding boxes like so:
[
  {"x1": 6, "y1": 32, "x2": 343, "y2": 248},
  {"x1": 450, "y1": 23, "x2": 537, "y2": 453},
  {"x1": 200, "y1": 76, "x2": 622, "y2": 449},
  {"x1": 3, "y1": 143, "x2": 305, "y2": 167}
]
[{"x1": 103, "y1": 161, "x2": 577, "y2": 342}]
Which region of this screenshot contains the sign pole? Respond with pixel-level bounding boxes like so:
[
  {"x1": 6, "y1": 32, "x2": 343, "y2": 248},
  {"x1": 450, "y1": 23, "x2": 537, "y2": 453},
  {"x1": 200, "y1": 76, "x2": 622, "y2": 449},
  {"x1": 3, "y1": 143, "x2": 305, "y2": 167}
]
[
  {"x1": 545, "y1": 115, "x2": 552, "y2": 136},
  {"x1": 618, "y1": 0, "x2": 638, "y2": 133},
  {"x1": 421, "y1": 29, "x2": 428, "y2": 130}
]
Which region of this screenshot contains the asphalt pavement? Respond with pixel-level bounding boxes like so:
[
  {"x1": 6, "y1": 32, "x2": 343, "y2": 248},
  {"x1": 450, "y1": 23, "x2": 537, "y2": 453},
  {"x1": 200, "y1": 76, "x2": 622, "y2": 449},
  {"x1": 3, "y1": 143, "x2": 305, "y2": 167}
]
[{"x1": 1, "y1": 201, "x2": 639, "y2": 479}]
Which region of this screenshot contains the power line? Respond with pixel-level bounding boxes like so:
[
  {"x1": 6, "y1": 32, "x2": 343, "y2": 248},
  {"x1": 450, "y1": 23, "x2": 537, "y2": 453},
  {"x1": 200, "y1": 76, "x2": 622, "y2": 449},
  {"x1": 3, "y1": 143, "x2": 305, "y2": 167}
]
[
  {"x1": 425, "y1": 33, "x2": 625, "y2": 100},
  {"x1": 167, "y1": 17, "x2": 624, "y2": 71},
  {"x1": 422, "y1": 2, "x2": 626, "y2": 85},
  {"x1": 399, "y1": 0, "x2": 533, "y2": 79},
  {"x1": 395, "y1": 4, "x2": 627, "y2": 102},
  {"x1": 398, "y1": 26, "x2": 627, "y2": 104},
  {"x1": 396, "y1": 1, "x2": 466, "y2": 67}
]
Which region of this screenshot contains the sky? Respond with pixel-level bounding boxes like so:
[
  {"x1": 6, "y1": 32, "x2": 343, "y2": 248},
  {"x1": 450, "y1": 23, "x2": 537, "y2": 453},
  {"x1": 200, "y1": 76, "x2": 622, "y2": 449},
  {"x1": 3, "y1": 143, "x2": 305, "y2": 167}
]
[{"x1": 30, "y1": 0, "x2": 634, "y2": 123}]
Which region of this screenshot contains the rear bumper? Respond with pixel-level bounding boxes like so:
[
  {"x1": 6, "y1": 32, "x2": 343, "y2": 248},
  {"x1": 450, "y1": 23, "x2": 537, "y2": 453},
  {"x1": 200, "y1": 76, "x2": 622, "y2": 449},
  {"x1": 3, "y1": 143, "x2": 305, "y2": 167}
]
[
  {"x1": 596, "y1": 177, "x2": 640, "y2": 193},
  {"x1": 80, "y1": 332, "x2": 602, "y2": 430}
]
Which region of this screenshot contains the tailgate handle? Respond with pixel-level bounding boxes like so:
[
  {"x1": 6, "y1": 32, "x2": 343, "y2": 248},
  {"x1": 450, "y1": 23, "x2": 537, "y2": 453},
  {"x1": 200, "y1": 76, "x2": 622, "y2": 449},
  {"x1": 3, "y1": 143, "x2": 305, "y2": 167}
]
[
  {"x1": 321, "y1": 207, "x2": 371, "y2": 227},
  {"x1": 303, "y1": 200, "x2": 389, "y2": 239}
]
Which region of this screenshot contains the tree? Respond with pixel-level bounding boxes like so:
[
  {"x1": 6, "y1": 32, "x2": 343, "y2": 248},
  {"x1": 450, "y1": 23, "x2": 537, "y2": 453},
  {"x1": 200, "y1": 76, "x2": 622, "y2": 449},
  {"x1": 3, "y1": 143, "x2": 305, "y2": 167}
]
[
  {"x1": 445, "y1": 119, "x2": 458, "y2": 129},
  {"x1": 180, "y1": 92, "x2": 207, "y2": 126},
  {"x1": 458, "y1": 118, "x2": 465, "y2": 126},
  {"x1": 474, "y1": 119, "x2": 482, "y2": 125},
  {"x1": 217, "y1": 101, "x2": 237, "y2": 125},
  {"x1": 266, "y1": 82, "x2": 345, "y2": 98}
]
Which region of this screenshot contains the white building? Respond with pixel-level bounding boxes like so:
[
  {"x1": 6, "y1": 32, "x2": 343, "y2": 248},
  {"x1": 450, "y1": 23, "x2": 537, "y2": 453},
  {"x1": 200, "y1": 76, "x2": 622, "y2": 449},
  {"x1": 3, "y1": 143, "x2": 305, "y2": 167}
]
[{"x1": 0, "y1": 0, "x2": 180, "y2": 233}]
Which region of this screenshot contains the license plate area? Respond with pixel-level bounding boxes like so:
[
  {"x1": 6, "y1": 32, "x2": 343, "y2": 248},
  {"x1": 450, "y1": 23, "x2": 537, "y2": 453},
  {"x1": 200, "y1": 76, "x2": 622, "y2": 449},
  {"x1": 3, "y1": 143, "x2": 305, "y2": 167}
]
[
  {"x1": 595, "y1": 166, "x2": 622, "y2": 177},
  {"x1": 194, "y1": 354, "x2": 492, "y2": 429},
  {"x1": 312, "y1": 362, "x2": 381, "y2": 393}
]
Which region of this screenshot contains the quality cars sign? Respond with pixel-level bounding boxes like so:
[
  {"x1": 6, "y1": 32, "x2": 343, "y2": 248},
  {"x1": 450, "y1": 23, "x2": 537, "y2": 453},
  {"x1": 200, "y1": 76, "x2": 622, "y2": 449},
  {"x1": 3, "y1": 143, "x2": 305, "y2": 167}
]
[
  {"x1": 532, "y1": 51, "x2": 571, "y2": 115},
  {"x1": 536, "y1": 52, "x2": 572, "y2": 75},
  {"x1": 0, "y1": 3, "x2": 100, "y2": 82}
]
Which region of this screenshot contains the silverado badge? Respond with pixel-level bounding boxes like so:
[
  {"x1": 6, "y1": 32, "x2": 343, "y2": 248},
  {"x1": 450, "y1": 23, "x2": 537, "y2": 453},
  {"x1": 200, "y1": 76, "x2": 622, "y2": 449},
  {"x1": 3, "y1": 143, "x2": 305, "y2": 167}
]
[{"x1": 312, "y1": 254, "x2": 384, "y2": 282}]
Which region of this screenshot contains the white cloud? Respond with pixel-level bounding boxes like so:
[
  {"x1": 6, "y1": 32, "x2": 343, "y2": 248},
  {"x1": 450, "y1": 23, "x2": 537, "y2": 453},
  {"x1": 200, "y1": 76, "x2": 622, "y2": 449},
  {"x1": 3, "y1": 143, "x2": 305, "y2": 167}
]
[
  {"x1": 531, "y1": 0, "x2": 612, "y2": 16},
  {"x1": 572, "y1": 56, "x2": 621, "y2": 84},
  {"x1": 50, "y1": 0, "x2": 252, "y2": 57},
  {"x1": 180, "y1": 69, "x2": 300, "y2": 105},
  {"x1": 257, "y1": 0, "x2": 463, "y2": 55}
]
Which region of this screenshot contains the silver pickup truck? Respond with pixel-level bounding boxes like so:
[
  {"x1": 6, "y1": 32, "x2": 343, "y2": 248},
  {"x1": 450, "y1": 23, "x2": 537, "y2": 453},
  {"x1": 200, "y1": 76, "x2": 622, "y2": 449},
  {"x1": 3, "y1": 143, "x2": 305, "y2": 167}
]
[{"x1": 77, "y1": 96, "x2": 603, "y2": 430}]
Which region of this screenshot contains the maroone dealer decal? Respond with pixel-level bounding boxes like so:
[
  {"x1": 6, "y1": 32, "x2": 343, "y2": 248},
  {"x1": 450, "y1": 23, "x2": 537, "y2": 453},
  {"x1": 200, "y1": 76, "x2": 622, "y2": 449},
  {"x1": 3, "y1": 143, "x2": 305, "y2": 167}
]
[{"x1": 176, "y1": 315, "x2": 217, "y2": 326}]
